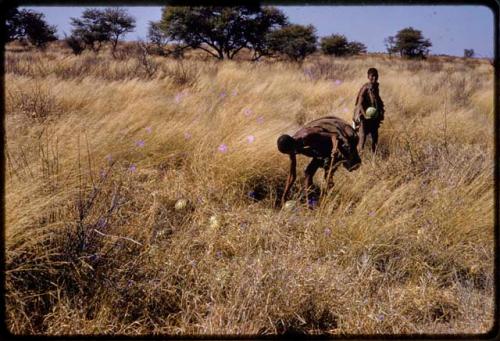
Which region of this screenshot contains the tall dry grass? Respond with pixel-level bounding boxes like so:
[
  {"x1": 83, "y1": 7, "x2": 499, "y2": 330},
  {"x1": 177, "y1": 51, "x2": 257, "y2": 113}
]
[{"x1": 4, "y1": 46, "x2": 495, "y2": 335}]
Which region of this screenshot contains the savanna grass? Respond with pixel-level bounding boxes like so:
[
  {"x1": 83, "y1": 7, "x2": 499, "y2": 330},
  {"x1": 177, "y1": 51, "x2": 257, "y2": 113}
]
[{"x1": 4, "y1": 45, "x2": 495, "y2": 335}]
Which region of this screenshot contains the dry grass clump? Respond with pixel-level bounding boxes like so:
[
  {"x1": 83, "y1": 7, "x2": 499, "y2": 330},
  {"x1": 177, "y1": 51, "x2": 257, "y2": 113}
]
[{"x1": 4, "y1": 46, "x2": 495, "y2": 336}]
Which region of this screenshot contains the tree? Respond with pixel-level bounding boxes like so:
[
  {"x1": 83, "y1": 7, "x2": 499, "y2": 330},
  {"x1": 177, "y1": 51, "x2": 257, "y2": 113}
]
[
  {"x1": 65, "y1": 34, "x2": 85, "y2": 55},
  {"x1": 147, "y1": 21, "x2": 189, "y2": 58},
  {"x1": 147, "y1": 21, "x2": 169, "y2": 55},
  {"x1": 102, "y1": 8, "x2": 136, "y2": 57},
  {"x1": 5, "y1": 8, "x2": 57, "y2": 48},
  {"x1": 159, "y1": 6, "x2": 287, "y2": 60},
  {"x1": 384, "y1": 36, "x2": 397, "y2": 56},
  {"x1": 243, "y1": 6, "x2": 288, "y2": 61},
  {"x1": 321, "y1": 35, "x2": 366, "y2": 57},
  {"x1": 266, "y1": 24, "x2": 317, "y2": 62},
  {"x1": 70, "y1": 8, "x2": 110, "y2": 53},
  {"x1": 346, "y1": 41, "x2": 367, "y2": 55},
  {"x1": 320, "y1": 34, "x2": 348, "y2": 56},
  {"x1": 17, "y1": 10, "x2": 57, "y2": 48},
  {"x1": 386, "y1": 27, "x2": 432, "y2": 59},
  {"x1": 5, "y1": 6, "x2": 22, "y2": 42},
  {"x1": 464, "y1": 49, "x2": 475, "y2": 58}
]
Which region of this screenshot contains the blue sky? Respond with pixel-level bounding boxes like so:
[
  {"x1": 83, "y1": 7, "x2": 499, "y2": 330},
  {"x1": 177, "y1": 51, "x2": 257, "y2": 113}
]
[{"x1": 24, "y1": 5, "x2": 494, "y2": 58}]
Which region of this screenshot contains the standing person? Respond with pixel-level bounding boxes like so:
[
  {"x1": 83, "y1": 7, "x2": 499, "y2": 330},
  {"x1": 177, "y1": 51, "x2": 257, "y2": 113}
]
[
  {"x1": 352, "y1": 68, "x2": 385, "y2": 152},
  {"x1": 277, "y1": 116, "x2": 361, "y2": 207}
]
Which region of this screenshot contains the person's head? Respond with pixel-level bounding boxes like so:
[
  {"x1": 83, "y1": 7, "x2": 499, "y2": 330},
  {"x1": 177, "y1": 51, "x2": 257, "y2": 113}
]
[
  {"x1": 277, "y1": 134, "x2": 296, "y2": 155},
  {"x1": 367, "y1": 68, "x2": 379, "y2": 84}
]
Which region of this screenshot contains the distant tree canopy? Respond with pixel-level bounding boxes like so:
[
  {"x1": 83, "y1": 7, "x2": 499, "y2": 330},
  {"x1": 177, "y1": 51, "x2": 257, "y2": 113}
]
[
  {"x1": 320, "y1": 34, "x2": 348, "y2": 56},
  {"x1": 5, "y1": 6, "x2": 22, "y2": 42},
  {"x1": 266, "y1": 24, "x2": 317, "y2": 62},
  {"x1": 159, "y1": 6, "x2": 287, "y2": 60},
  {"x1": 103, "y1": 8, "x2": 136, "y2": 57},
  {"x1": 5, "y1": 8, "x2": 57, "y2": 48},
  {"x1": 320, "y1": 34, "x2": 367, "y2": 56},
  {"x1": 346, "y1": 41, "x2": 367, "y2": 55},
  {"x1": 464, "y1": 49, "x2": 475, "y2": 58},
  {"x1": 386, "y1": 27, "x2": 432, "y2": 59},
  {"x1": 69, "y1": 8, "x2": 135, "y2": 55}
]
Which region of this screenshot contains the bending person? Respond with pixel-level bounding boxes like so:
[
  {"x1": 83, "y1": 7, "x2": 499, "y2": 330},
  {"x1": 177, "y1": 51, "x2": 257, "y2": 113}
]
[{"x1": 277, "y1": 116, "x2": 361, "y2": 206}]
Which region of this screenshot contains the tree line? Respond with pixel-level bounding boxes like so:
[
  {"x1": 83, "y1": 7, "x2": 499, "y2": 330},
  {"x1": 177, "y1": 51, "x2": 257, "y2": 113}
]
[{"x1": 5, "y1": 5, "x2": 475, "y2": 60}]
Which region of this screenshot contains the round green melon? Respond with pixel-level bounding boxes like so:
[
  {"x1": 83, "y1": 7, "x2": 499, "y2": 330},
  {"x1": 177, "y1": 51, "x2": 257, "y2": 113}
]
[
  {"x1": 365, "y1": 107, "x2": 378, "y2": 119},
  {"x1": 175, "y1": 198, "x2": 188, "y2": 211},
  {"x1": 283, "y1": 200, "x2": 297, "y2": 211}
]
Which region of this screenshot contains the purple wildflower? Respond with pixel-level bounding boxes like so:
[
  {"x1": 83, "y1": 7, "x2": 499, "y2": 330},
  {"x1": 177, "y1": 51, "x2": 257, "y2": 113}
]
[
  {"x1": 369, "y1": 211, "x2": 375, "y2": 217},
  {"x1": 184, "y1": 132, "x2": 192, "y2": 140},
  {"x1": 247, "y1": 135, "x2": 255, "y2": 143},
  {"x1": 99, "y1": 169, "x2": 106, "y2": 179},
  {"x1": 335, "y1": 79, "x2": 342, "y2": 86},
  {"x1": 215, "y1": 250, "x2": 223, "y2": 258},
  {"x1": 174, "y1": 93, "x2": 183, "y2": 103},
  {"x1": 145, "y1": 126, "x2": 153, "y2": 134},
  {"x1": 218, "y1": 144, "x2": 228, "y2": 153},
  {"x1": 220, "y1": 91, "x2": 227, "y2": 98},
  {"x1": 308, "y1": 198, "x2": 318, "y2": 208},
  {"x1": 343, "y1": 107, "x2": 349, "y2": 113},
  {"x1": 129, "y1": 164, "x2": 137, "y2": 173},
  {"x1": 243, "y1": 108, "x2": 253, "y2": 117},
  {"x1": 232, "y1": 90, "x2": 238, "y2": 96},
  {"x1": 135, "y1": 140, "x2": 145, "y2": 148},
  {"x1": 97, "y1": 217, "x2": 107, "y2": 229},
  {"x1": 256, "y1": 116, "x2": 264, "y2": 124},
  {"x1": 105, "y1": 154, "x2": 113, "y2": 163},
  {"x1": 324, "y1": 228, "x2": 331, "y2": 236}
]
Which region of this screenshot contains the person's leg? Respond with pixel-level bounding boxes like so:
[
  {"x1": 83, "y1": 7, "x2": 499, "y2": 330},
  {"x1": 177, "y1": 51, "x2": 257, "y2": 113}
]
[
  {"x1": 371, "y1": 125, "x2": 379, "y2": 153},
  {"x1": 304, "y1": 158, "x2": 321, "y2": 202},
  {"x1": 358, "y1": 119, "x2": 367, "y2": 151},
  {"x1": 323, "y1": 156, "x2": 339, "y2": 188}
]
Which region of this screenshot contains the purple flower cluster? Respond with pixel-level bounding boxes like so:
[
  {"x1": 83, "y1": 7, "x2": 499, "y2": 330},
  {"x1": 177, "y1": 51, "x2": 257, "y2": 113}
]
[
  {"x1": 243, "y1": 108, "x2": 253, "y2": 117},
  {"x1": 308, "y1": 198, "x2": 318, "y2": 208},
  {"x1": 218, "y1": 144, "x2": 228, "y2": 153}
]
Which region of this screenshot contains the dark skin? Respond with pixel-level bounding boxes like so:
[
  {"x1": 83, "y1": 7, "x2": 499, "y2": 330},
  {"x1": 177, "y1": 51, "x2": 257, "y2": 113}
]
[
  {"x1": 281, "y1": 127, "x2": 344, "y2": 205},
  {"x1": 354, "y1": 72, "x2": 385, "y2": 153}
]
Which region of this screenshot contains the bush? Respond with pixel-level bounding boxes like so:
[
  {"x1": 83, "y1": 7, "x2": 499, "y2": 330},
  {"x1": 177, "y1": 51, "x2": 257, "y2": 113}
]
[
  {"x1": 321, "y1": 35, "x2": 366, "y2": 57},
  {"x1": 65, "y1": 34, "x2": 85, "y2": 55},
  {"x1": 386, "y1": 27, "x2": 432, "y2": 59},
  {"x1": 463, "y1": 49, "x2": 474, "y2": 58},
  {"x1": 266, "y1": 24, "x2": 317, "y2": 62},
  {"x1": 320, "y1": 34, "x2": 348, "y2": 56}
]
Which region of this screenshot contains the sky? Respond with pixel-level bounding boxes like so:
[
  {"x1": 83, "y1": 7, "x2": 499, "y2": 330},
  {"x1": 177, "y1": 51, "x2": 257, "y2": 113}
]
[{"x1": 24, "y1": 5, "x2": 494, "y2": 58}]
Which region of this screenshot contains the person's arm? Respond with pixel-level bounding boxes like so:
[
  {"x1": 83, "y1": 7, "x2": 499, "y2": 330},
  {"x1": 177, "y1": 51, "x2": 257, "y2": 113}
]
[
  {"x1": 324, "y1": 135, "x2": 341, "y2": 185},
  {"x1": 281, "y1": 153, "x2": 297, "y2": 204},
  {"x1": 378, "y1": 93, "x2": 385, "y2": 121},
  {"x1": 354, "y1": 84, "x2": 365, "y2": 106}
]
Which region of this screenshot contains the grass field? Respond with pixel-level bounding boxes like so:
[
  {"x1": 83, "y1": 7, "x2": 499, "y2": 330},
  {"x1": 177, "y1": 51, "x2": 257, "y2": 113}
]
[{"x1": 4, "y1": 43, "x2": 495, "y2": 335}]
